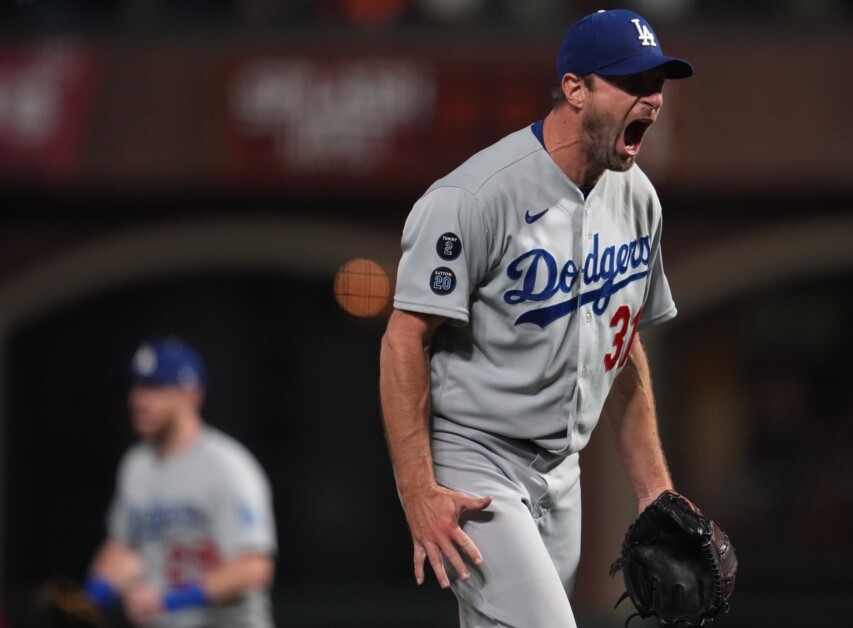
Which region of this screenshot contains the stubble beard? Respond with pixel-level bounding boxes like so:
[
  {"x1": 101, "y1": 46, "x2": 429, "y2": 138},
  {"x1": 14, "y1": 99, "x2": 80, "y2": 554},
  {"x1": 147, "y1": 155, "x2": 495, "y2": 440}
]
[
  {"x1": 581, "y1": 101, "x2": 634, "y2": 175},
  {"x1": 133, "y1": 411, "x2": 178, "y2": 448}
]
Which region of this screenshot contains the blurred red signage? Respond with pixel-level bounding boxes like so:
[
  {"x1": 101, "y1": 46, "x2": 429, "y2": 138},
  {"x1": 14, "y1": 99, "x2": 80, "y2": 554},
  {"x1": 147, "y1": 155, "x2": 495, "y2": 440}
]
[
  {"x1": 0, "y1": 43, "x2": 97, "y2": 183},
  {"x1": 223, "y1": 48, "x2": 553, "y2": 190},
  {"x1": 230, "y1": 57, "x2": 436, "y2": 173}
]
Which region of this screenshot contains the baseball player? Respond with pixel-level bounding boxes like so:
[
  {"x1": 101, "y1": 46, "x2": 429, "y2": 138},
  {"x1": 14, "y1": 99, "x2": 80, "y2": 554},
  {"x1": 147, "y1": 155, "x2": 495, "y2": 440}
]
[
  {"x1": 82, "y1": 337, "x2": 277, "y2": 627},
  {"x1": 379, "y1": 9, "x2": 693, "y2": 627}
]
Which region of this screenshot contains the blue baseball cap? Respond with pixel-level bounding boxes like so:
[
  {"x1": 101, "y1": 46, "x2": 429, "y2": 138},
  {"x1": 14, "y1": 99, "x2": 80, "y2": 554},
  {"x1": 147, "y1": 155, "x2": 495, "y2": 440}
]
[
  {"x1": 557, "y1": 9, "x2": 693, "y2": 81},
  {"x1": 130, "y1": 337, "x2": 207, "y2": 389}
]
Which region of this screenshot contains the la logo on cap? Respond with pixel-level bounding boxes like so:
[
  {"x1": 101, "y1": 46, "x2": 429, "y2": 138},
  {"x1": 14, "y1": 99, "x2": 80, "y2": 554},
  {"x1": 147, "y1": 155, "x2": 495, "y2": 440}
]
[
  {"x1": 631, "y1": 18, "x2": 657, "y2": 47},
  {"x1": 134, "y1": 344, "x2": 157, "y2": 376}
]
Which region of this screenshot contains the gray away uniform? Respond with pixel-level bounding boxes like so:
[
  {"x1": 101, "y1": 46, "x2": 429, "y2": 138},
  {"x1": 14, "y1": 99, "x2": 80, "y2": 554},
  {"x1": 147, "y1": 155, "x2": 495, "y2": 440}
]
[
  {"x1": 394, "y1": 124, "x2": 676, "y2": 627},
  {"x1": 108, "y1": 426, "x2": 277, "y2": 628}
]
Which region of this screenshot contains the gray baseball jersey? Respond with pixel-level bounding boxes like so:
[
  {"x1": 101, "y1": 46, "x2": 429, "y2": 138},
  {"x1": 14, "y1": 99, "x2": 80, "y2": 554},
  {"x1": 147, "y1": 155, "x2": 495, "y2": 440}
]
[
  {"x1": 394, "y1": 122, "x2": 676, "y2": 626},
  {"x1": 395, "y1": 122, "x2": 676, "y2": 454},
  {"x1": 108, "y1": 426, "x2": 277, "y2": 628}
]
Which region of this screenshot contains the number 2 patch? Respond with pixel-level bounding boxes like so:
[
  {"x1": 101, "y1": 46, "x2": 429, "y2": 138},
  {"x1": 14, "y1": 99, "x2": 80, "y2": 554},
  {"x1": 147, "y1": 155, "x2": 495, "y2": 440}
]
[
  {"x1": 436, "y1": 232, "x2": 462, "y2": 261},
  {"x1": 430, "y1": 267, "x2": 457, "y2": 295}
]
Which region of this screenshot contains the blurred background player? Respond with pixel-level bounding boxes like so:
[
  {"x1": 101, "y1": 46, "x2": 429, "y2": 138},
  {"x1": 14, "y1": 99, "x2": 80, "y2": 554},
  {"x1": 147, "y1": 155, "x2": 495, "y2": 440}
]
[{"x1": 83, "y1": 337, "x2": 277, "y2": 627}]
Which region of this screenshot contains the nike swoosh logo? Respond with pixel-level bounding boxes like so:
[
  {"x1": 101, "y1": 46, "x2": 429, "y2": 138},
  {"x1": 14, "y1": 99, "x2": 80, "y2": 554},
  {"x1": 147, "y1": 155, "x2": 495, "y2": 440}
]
[{"x1": 525, "y1": 208, "x2": 550, "y2": 224}]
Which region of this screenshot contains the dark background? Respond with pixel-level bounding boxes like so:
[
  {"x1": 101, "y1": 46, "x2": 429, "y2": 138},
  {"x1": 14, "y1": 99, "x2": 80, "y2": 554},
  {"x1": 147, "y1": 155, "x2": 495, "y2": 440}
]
[{"x1": 1, "y1": 1, "x2": 853, "y2": 626}]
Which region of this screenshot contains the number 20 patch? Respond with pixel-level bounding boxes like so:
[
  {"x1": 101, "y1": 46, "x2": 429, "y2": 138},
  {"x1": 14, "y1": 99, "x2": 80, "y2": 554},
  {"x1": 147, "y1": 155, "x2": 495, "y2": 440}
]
[{"x1": 430, "y1": 267, "x2": 457, "y2": 295}]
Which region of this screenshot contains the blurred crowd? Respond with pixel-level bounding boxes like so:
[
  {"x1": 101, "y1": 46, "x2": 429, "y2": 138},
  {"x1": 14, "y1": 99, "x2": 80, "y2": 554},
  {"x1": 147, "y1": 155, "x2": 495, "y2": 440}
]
[{"x1": 3, "y1": 0, "x2": 853, "y2": 33}]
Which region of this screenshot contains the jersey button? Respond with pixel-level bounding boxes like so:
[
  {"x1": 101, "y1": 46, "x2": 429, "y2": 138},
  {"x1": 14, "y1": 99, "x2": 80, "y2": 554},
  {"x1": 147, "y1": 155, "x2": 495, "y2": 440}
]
[
  {"x1": 580, "y1": 366, "x2": 587, "y2": 378},
  {"x1": 587, "y1": 232, "x2": 593, "y2": 240},
  {"x1": 585, "y1": 312, "x2": 592, "y2": 323}
]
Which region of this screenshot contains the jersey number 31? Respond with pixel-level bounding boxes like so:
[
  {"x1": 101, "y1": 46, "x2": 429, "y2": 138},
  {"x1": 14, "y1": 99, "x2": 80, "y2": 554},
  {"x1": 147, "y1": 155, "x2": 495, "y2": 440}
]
[{"x1": 604, "y1": 305, "x2": 642, "y2": 371}]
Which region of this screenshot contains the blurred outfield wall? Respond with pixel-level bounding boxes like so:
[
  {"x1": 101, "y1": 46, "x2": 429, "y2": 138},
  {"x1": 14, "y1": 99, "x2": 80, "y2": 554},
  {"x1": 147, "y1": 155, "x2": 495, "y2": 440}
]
[{"x1": 0, "y1": 30, "x2": 851, "y2": 200}]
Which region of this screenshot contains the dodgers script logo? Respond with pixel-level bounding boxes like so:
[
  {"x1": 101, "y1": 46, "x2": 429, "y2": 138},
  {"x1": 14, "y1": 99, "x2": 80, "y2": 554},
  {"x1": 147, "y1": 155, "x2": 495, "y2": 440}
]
[
  {"x1": 127, "y1": 501, "x2": 209, "y2": 542},
  {"x1": 504, "y1": 233, "x2": 651, "y2": 328}
]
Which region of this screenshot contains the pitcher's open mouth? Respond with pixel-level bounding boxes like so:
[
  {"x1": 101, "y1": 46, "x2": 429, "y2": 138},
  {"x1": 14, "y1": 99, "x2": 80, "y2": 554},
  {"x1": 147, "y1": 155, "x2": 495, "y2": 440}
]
[{"x1": 624, "y1": 120, "x2": 653, "y2": 155}]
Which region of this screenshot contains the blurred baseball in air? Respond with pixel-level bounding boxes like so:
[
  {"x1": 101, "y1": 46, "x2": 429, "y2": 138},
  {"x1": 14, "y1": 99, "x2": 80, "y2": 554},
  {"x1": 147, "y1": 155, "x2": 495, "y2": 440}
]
[{"x1": 334, "y1": 258, "x2": 392, "y2": 318}]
